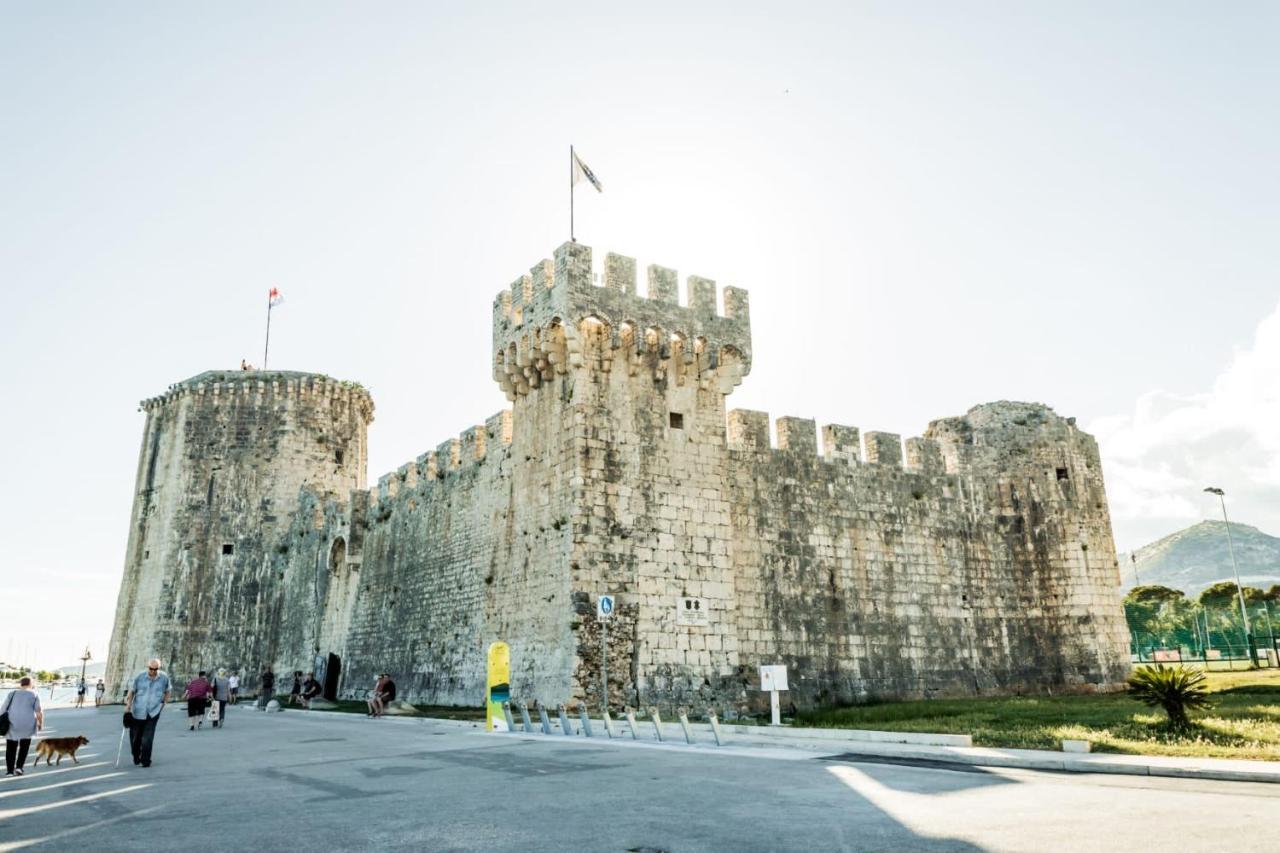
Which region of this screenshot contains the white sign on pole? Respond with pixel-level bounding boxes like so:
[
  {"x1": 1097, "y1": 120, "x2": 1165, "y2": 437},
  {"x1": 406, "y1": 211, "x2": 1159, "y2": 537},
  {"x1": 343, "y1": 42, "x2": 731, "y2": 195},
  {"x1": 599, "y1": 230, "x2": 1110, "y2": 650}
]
[
  {"x1": 597, "y1": 594, "x2": 615, "y2": 620},
  {"x1": 760, "y1": 664, "x2": 788, "y2": 726}
]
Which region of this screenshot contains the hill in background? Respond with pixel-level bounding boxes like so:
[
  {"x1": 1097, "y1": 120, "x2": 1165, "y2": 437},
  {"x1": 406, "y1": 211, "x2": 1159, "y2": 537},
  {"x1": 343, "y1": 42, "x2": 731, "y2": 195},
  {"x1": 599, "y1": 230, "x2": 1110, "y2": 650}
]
[{"x1": 1119, "y1": 520, "x2": 1280, "y2": 595}]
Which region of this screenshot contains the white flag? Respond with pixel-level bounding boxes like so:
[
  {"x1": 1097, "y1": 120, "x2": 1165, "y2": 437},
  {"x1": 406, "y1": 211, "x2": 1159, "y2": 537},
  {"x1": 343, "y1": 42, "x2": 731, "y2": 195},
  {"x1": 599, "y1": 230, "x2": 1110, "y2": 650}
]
[{"x1": 572, "y1": 151, "x2": 603, "y2": 193}]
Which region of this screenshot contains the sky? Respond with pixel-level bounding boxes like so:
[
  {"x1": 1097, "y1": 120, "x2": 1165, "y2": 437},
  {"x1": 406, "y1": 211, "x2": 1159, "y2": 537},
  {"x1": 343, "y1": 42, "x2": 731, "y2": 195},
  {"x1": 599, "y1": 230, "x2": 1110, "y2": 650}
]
[{"x1": 1, "y1": 2, "x2": 1276, "y2": 669}]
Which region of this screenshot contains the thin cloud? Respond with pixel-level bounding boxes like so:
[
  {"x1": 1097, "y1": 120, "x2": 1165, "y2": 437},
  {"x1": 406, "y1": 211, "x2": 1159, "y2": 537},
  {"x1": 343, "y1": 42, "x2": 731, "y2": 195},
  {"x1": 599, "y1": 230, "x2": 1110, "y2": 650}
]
[{"x1": 1092, "y1": 304, "x2": 1280, "y2": 550}]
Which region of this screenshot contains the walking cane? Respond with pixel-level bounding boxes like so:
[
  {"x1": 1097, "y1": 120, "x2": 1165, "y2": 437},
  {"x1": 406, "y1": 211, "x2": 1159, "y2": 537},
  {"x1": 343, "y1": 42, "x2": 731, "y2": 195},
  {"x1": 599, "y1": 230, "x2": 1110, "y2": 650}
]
[
  {"x1": 114, "y1": 726, "x2": 127, "y2": 768},
  {"x1": 115, "y1": 711, "x2": 132, "y2": 769}
]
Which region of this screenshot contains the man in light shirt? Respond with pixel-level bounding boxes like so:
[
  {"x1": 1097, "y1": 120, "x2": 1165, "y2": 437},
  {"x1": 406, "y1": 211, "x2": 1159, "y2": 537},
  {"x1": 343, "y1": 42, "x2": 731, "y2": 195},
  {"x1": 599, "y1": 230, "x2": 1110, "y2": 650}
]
[{"x1": 124, "y1": 658, "x2": 170, "y2": 768}]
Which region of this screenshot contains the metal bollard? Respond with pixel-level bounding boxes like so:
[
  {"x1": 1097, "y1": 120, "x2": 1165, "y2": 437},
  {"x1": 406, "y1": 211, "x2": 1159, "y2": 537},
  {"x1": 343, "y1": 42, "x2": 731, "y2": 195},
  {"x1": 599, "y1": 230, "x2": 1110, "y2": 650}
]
[
  {"x1": 648, "y1": 706, "x2": 664, "y2": 742},
  {"x1": 502, "y1": 702, "x2": 516, "y2": 732},
  {"x1": 557, "y1": 704, "x2": 574, "y2": 736},
  {"x1": 602, "y1": 709, "x2": 616, "y2": 739},
  {"x1": 624, "y1": 708, "x2": 639, "y2": 740},
  {"x1": 678, "y1": 708, "x2": 695, "y2": 744},
  {"x1": 707, "y1": 709, "x2": 723, "y2": 747},
  {"x1": 578, "y1": 705, "x2": 593, "y2": 737},
  {"x1": 537, "y1": 703, "x2": 552, "y2": 735},
  {"x1": 519, "y1": 702, "x2": 534, "y2": 733}
]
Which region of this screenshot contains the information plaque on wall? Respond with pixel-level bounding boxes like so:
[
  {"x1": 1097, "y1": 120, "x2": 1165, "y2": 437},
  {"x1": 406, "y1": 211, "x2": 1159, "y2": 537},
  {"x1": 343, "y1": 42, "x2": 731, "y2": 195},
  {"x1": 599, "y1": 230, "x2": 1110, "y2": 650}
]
[{"x1": 675, "y1": 596, "x2": 709, "y2": 627}]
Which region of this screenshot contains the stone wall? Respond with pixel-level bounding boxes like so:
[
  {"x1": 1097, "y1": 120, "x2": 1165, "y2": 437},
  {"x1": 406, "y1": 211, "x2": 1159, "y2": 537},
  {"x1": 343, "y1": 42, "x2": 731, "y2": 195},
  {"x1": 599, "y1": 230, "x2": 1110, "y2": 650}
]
[{"x1": 108, "y1": 241, "x2": 1131, "y2": 715}]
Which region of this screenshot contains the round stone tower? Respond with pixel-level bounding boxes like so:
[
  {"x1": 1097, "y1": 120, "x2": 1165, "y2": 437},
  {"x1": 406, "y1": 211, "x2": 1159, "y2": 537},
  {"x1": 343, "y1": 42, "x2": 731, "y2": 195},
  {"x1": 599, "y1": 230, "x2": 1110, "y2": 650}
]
[{"x1": 105, "y1": 370, "x2": 373, "y2": 695}]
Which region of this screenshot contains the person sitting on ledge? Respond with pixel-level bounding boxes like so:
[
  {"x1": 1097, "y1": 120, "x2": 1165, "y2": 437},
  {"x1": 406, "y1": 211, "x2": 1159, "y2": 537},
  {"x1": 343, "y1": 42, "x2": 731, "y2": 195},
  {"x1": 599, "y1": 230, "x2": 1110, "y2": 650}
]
[
  {"x1": 300, "y1": 672, "x2": 321, "y2": 709},
  {"x1": 367, "y1": 673, "x2": 396, "y2": 717}
]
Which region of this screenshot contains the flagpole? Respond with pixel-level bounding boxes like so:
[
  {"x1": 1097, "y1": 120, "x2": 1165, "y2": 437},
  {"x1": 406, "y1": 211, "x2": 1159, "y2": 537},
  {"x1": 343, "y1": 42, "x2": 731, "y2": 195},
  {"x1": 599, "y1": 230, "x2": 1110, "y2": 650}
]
[
  {"x1": 569, "y1": 144, "x2": 575, "y2": 242},
  {"x1": 263, "y1": 293, "x2": 273, "y2": 369}
]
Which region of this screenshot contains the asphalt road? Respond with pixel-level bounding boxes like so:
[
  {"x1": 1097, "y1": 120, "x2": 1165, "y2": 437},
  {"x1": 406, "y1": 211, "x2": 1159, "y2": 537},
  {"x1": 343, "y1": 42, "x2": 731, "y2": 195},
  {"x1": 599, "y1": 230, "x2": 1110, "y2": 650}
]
[{"x1": 1, "y1": 704, "x2": 1276, "y2": 852}]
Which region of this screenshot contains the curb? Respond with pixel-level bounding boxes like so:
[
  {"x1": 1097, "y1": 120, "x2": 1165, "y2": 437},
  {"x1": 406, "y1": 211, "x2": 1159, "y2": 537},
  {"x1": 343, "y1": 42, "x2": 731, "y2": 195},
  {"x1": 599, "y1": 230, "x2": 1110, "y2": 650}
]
[{"x1": 409, "y1": 713, "x2": 1280, "y2": 785}]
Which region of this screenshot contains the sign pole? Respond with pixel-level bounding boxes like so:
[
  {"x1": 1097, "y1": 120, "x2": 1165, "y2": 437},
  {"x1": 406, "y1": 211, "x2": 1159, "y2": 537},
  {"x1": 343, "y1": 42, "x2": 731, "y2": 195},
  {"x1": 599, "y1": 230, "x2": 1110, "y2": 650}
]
[{"x1": 597, "y1": 594, "x2": 614, "y2": 714}]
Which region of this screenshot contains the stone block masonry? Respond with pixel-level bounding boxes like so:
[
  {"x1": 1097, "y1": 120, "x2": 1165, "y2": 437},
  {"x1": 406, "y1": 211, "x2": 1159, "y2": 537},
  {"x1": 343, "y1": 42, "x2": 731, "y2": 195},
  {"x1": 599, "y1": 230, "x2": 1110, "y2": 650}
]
[{"x1": 107, "y1": 242, "x2": 1131, "y2": 716}]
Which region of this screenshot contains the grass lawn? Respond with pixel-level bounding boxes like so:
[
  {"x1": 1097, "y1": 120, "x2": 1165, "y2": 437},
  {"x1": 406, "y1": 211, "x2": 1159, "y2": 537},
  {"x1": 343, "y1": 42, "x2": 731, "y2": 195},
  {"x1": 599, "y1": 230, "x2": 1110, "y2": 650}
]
[{"x1": 793, "y1": 668, "x2": 1280, "y2": 761}]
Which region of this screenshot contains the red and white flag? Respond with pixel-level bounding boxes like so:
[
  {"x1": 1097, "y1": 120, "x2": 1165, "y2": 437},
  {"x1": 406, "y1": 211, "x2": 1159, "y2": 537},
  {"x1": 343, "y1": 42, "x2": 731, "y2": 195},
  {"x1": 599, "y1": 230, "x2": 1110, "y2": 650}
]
[{"x1": 269, "y1": 287, "x2": 283, "y2": 307}]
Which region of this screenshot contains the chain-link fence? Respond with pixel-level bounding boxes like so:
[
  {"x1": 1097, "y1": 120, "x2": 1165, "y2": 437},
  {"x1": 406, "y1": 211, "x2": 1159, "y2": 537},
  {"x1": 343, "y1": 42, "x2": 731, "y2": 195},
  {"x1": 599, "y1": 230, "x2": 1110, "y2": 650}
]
[{"x1": 1126, "y1": 599, "x2": 1280, "y2": 669}]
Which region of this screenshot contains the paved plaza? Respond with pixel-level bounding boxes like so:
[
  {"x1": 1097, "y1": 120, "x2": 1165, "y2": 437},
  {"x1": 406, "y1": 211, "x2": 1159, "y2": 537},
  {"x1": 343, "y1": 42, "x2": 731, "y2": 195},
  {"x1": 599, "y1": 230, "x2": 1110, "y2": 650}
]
[{"x1": 1, "y1": 704, "x2": 1277, "y2": 852}]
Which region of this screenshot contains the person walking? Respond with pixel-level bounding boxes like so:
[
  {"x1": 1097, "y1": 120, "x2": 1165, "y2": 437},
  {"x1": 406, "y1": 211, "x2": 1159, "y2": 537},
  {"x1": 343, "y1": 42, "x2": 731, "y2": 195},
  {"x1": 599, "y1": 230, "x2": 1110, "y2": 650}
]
[
  {"x1": 183, "y1": 671, "x2": 211, "y2": 730},
  {"x1": 257, "y1": 667, "x2": 275, "y2": 710},
  {"x1": 228, "y1": 671, "x2": 240, "y2": 704},
  {"x1": 124, "y1": 658, "x2": 170, "y2": 767},
  {"x1": 210, "y1": 670, "x2": 230, "y2": 728},
  {"x1": 2, "y1": 676, "x2": 43, "y2": 776},
  {"x1": 94, "y1": 679, "x2": 105, "y2": 707},
  {"x1": 75, "y1": 678, "x2": 87, "y2": 708}
]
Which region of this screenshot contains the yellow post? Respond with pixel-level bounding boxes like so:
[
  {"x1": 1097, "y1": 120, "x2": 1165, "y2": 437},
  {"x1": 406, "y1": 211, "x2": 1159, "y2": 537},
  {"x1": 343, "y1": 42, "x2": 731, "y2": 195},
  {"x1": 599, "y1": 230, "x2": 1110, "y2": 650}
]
[{"x1": 486, "y1": 641, "x2": 510, "y2": 732}]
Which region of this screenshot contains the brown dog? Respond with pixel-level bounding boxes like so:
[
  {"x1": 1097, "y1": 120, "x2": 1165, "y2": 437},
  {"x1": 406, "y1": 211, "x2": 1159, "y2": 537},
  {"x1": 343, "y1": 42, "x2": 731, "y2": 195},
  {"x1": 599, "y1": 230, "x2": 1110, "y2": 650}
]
[{"x1": 33, "y1": 736, "x2": 90, "y2": 766}]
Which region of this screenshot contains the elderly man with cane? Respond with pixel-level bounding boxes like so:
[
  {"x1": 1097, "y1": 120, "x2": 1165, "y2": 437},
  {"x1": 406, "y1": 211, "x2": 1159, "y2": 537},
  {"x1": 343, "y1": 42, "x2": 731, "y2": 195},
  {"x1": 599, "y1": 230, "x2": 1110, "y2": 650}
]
[{"x1": 123, "y1": 658, "x2": 170, "y2": 768}]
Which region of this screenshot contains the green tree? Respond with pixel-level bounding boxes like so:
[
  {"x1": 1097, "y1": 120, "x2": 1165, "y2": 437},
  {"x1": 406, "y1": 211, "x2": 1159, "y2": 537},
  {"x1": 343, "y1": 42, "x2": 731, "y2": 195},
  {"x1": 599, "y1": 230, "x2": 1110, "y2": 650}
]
[
  {"x1": 1198, "y1": 581, "x2": 1243, "y2": 607},
  {"x1": 1124, "y1": 586, "x2": 1189, "y2": 650},
  {"x1": 1242, "y1": 586, "x2": 1268, "y2": 605}
]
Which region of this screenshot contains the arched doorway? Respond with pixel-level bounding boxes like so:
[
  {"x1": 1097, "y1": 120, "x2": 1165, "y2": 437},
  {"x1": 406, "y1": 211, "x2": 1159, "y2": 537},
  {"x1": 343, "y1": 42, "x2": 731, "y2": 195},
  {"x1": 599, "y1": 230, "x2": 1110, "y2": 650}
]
[
  {"x1": 317, "y1": 536, "x2": 359, "y2": 698},
  {"x1": 323, "y1": 653, "x2": 341, "y2": 701}
]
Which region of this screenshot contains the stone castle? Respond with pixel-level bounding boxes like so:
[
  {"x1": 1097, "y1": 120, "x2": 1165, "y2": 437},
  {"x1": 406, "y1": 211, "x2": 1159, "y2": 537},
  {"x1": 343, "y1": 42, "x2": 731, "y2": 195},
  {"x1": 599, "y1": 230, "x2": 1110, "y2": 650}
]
[{"x1": 106, "y1": 241, "x2": 1132, "y2": 712}]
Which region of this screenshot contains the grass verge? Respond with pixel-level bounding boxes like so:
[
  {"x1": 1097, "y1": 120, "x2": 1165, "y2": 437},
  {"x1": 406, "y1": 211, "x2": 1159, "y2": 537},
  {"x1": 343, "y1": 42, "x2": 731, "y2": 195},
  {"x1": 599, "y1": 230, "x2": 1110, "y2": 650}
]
[{"x1": 792, "y1": 669, "x2": 1280, "y2": 761}]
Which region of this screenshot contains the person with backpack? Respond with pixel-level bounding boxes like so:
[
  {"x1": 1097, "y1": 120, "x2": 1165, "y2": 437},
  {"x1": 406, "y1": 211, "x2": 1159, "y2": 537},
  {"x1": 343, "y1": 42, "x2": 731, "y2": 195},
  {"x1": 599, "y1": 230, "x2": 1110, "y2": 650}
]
[{"x1": 3, "y1": 676, "x2": 43, "y2": 776}]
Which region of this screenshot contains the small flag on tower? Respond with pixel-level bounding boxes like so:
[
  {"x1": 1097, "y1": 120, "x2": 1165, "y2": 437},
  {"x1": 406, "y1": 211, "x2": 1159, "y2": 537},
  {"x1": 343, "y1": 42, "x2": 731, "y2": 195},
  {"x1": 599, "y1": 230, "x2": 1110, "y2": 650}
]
[
  {"x1": 572, "y1": 150, "x2": 603, "y2": 193},
  {"x1": 269, "y1": 287, "x2": 283, "y2": 306}
]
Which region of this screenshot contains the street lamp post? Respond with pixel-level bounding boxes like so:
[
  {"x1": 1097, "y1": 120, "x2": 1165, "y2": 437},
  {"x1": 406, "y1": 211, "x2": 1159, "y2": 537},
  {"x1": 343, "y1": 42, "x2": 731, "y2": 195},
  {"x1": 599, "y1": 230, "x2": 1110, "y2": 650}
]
[
  {"x1": 79, "y1": 647, "x2": 92, "y2": 699},
  {"x1": 1204, "y1": 487, "x2": 1256, "y2": 666}
]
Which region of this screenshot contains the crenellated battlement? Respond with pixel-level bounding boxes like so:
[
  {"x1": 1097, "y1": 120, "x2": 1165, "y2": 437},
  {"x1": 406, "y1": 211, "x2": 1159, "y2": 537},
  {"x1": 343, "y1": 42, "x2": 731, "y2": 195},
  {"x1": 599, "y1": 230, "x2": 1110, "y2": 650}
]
[
  {"x1": 492, "y1": 242, "x2": 752, "y2": 400},
  {"x1": 370, "y1": 410, "x2": 513, "y2": 509},
  {"x1": 139, "y1": 369, "x2": 374, "y2": 423},
  {"x1": 726, "y1": 409, "x2": 950, "y2": 476}
]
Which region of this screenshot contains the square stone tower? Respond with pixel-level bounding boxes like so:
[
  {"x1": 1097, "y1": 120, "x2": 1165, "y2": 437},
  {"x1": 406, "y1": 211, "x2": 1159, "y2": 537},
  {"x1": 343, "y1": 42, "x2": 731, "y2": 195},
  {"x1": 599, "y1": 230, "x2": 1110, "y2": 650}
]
[{"x1": 493, "y1": 241, "x2": 753, "y2": 708}]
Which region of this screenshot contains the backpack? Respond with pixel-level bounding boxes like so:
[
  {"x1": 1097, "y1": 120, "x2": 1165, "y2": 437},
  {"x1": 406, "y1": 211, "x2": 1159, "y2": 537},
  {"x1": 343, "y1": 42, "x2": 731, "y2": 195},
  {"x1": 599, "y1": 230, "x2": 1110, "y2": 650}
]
[{"x1": 0, "y1": 691, "x2": 13, "y2": 736}]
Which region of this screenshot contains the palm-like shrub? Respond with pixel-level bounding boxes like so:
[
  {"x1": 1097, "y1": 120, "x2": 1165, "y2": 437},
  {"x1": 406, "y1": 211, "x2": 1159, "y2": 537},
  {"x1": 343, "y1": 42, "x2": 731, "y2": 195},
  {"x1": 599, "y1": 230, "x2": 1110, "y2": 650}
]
[{"x1": 1127, "y1": 665, "x2": 1213, "y2": 729}]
